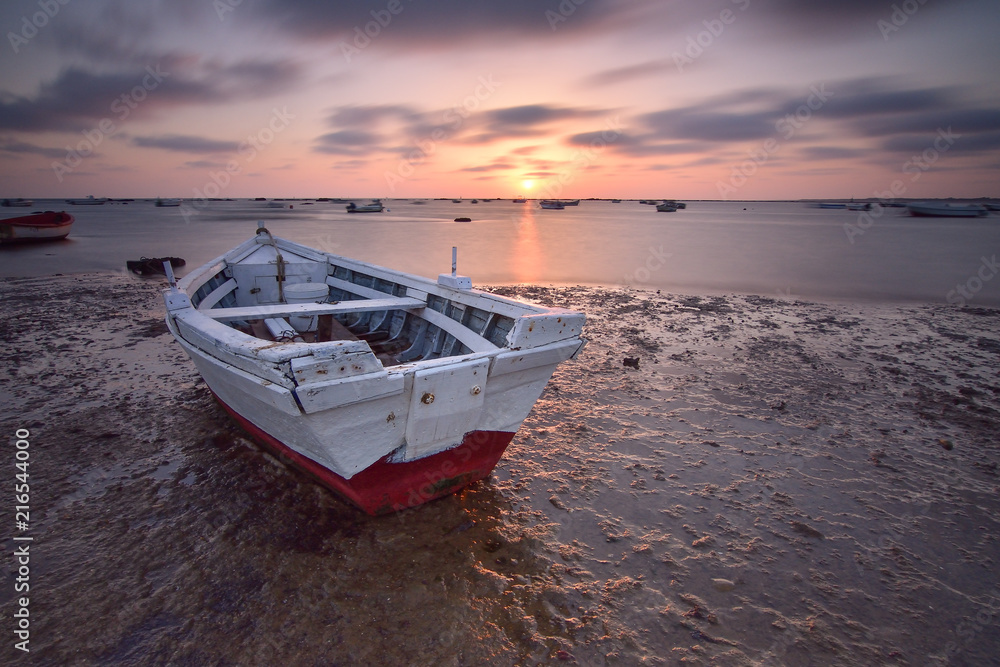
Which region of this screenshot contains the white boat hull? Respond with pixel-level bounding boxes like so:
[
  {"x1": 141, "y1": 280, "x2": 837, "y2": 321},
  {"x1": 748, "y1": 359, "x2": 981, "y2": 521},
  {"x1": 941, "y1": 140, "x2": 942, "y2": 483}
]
[
  {"x1": 906, "y1": 202, "x2": 988, "y2": 218},
  {"x1": 163, "y1": 227, "x2": 586, "y2": 513}
]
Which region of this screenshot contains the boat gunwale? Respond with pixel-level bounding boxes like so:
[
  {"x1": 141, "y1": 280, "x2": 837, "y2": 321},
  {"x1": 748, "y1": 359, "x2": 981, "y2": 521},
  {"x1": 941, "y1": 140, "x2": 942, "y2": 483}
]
[
  {"x1": 170, "y1": 232, "x2": 585, "y2": 374},
  {"x1": 178, "y1": 233, "x2": 575, "y2": 321}
]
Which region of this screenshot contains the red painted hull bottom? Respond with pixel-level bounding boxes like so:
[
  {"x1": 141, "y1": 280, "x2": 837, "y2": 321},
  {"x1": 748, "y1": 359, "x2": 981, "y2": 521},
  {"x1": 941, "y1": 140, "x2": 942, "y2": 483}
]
[{"x1": 213, "y1": 395, "x2": 516, "y2": 515}]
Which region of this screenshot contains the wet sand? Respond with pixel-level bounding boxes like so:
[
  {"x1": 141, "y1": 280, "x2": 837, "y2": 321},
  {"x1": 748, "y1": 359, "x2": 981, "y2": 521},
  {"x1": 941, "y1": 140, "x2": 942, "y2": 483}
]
[{"x1": 1, "y1": 274, "x2": 999, "y2": 665}]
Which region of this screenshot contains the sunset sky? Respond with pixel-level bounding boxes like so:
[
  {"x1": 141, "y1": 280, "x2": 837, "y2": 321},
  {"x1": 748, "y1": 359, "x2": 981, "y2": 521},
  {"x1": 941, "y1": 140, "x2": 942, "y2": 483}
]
[{"x1": 1, "y1": 0, "x2": 998, "y2": 200}]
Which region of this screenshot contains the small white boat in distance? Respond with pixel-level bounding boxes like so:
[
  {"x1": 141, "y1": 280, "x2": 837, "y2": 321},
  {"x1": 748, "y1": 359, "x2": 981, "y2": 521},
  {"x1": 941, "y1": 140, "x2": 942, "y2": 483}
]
[
  {"x1": 346, "y1": 200, "x2": 384, "y2": 213},
  {"x1": 65, "y1": 195, "x2": 108, "y2": 205},
  {"x1": 906, "y1": 202, "x2": 988, "y2": 218},
  {"x1": 162, "y1": 223, "x2": 586, "y2": 515}
]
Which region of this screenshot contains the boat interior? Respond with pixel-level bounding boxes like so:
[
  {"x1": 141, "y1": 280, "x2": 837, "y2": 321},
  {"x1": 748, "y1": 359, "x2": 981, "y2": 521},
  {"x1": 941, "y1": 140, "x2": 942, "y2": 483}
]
[{"x1": 185, "y1": 237, "x2": 516, "y2": 368}]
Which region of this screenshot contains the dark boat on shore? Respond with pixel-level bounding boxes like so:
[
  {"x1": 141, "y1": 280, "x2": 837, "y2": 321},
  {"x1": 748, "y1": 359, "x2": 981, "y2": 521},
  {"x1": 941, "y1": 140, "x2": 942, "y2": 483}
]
[{"x1": 127, "y1": 256, "x2": 186, "y2": 276}]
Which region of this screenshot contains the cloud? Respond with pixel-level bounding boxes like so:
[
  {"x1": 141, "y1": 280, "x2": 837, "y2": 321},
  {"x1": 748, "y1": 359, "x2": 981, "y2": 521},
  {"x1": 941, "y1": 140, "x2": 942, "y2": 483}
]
[
  {"x1": 798, "y1": 146, "x2": 868, "y2": 161},
  {"x1": 642, "y1": 108, "x2": 776, "y2": 142},
  {"x1": 0, "y1": 58, "x2": 302, "y2": 133},
  {"x1": 882, "y1": 131, "x2": 1000, "y2": 154},
  {"x1": 470, "y1": 104, "x2": 612, "y2": 142},
  {"x1": 0, "y1": 138, "x2": 67, "y2": 159},
  {"x1": 253, "y1": 0, "x2": 612, "y2": 44},
  {"x1": 313, "y1": 129, "x2": 386, "y2": 155},
  {"x1": 583, "y1": 59, "x2": 675, "y2": 87},
  {"x1": 855, "y1": 107, "x2": 1000, "y2": 138},
  {"x1": 183, "y1": 160, "x2": 229, "y2": 169},
  {"x1": 459, "y1": 162, "x2": 514, "y2": 172},
  {"x1": 324, "y1": 105, "x2": 422, "y2": 128},
  {"x1": 132, "y1": 135, "x2": 241, "y2": 153}
]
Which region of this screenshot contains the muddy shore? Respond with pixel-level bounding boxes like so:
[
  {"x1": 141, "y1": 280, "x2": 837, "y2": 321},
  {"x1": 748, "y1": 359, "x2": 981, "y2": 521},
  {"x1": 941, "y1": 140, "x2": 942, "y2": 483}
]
[{"x1": 1, "y1": 273, "x2": 999, "y2": 666}]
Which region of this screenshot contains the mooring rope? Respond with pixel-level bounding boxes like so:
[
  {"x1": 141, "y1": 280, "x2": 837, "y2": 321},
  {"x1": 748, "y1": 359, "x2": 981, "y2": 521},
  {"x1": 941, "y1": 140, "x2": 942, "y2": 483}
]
[{"x1": 256, "y1": 224, "x2": 286, "y2": 303}]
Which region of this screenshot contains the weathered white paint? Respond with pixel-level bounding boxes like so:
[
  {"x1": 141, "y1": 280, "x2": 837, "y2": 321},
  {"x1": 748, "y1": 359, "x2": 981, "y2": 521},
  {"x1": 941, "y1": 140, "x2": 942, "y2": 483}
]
[
  {"x1": 203, "y1": 297, "x2": 426, "y2": 322},
  {"x1": 164, "y1": 230, "x2": 587, "y2": 479},
  {"x1": 404, "y1": 357, "x2": 490, "y2": 460}
]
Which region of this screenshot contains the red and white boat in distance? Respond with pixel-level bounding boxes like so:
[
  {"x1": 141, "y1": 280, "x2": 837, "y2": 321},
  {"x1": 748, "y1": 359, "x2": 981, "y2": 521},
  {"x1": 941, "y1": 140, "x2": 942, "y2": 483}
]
[
  {"x1": 163, "y1": 223, "x2": 586, "y2": 515},
  {"x1": 0, "y1": 211, "x2": 74, "y2": 244}
]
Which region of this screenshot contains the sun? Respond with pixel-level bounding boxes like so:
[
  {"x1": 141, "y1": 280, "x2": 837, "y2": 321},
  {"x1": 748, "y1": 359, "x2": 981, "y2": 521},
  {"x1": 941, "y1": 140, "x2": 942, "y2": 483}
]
[{"x1": 521, "y1": 179, "x2": 534, "y2": 190}]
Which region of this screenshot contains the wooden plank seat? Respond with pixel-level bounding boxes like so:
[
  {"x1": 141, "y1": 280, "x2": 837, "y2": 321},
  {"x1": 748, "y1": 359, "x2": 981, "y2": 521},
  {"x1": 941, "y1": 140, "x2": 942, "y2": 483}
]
[{"x1": 201, "y1": 296, "x2": 426, "y2": 322}]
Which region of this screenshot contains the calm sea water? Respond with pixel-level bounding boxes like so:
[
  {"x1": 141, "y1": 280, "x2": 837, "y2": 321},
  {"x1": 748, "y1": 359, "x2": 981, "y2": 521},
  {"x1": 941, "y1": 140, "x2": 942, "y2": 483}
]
[{"x1": 3, "y1": 198, "x2": 999, "y2": 305}]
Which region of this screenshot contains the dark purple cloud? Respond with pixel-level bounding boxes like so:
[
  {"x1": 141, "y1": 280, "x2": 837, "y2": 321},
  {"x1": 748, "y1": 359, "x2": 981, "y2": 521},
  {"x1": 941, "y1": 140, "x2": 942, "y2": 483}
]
[
  {"x1": 132, "y1": 135, "x2": 241, "y2": 153},
  {"x1": 0, "y1": 138, "x2": 68, "y2": 159},
  {"x1": 314, "y1": 130, "x2": 386, "y2": 155},
  {"x1": 0, "y1": 59, "x2": 302, "y2": 133},
  {"x1": 583, "y1": 60, "x2": 676, "y2": 87},
  {"x1": 254, "y1": 0, "x2": 611, "y2": 42},
  {"x1": 642, "y1": 108, "x2": 776, "y2": 142}
]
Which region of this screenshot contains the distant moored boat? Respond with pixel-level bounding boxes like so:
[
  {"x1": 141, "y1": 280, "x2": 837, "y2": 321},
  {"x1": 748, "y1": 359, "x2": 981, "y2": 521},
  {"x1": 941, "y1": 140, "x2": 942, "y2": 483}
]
[
  {"x1": 906, "y1": 202, "x2": 988, "y2": 218},
  {"x1": 65, "y1": 195, "x2": 108, "y2": 205},
  {"x1": 346, "y1": 200, "x2": 384, "y2": 213}
]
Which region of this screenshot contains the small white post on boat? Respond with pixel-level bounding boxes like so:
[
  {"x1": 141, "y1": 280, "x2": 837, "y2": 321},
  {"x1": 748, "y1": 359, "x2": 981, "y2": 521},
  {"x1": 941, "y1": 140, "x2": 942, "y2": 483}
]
[
  {"x1": 161, "y1": 259, "x2": 192, "y2": 312},
  {"x1": 438, "y1": 245, "x2": 472, "y2": 289},
  {"x1": 163, "y1": 260, "x2": 178, "y2": 292}
]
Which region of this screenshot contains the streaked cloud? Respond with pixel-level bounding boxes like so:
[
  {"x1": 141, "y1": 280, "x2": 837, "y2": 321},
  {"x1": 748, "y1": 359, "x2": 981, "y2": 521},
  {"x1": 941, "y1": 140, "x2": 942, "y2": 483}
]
[
  {"x1": 132, "y1": 135, "x2": 241, "y2": 153},
  {"x1": 0, "y1": 58, "x2": 302, "y2": 133}
]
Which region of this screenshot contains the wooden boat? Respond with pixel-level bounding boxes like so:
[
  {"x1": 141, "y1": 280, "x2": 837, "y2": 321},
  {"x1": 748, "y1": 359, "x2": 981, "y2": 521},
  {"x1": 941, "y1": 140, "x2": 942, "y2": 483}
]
[
  {"x1": 346, "y1": 200, "x2": 384, "y2": 213},
  {"x1": 906, "y1": 202, "x2": 988, "y2": 218},
  {"x1": 0, "y1": 211, "x2": 74, "y2": 244},
  {"x1": 65, "y1": 195, "x2": 107, "y2": 205},
  {"x1": 539, "y1": 200, "x2": 564, "y2": 209},
  {"x1": 162, "y1": 223, "x2": 586, "y2": 515},
  {"x1": 1, "y1": 198, "x2": 33, "y2": 207},
  {"x1": 656, "y1": 203, "x2": 677, "y2": 212},
  {"x1": 127, "y1": 256, "x2": 186, "y2": 276}
]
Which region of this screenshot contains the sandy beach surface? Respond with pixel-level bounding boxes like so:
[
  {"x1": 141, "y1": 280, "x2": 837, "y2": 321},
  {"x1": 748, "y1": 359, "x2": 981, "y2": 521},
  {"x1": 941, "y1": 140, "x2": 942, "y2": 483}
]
[{"x1": 2, "y1": 273, "x2": 999, "y2": 666}]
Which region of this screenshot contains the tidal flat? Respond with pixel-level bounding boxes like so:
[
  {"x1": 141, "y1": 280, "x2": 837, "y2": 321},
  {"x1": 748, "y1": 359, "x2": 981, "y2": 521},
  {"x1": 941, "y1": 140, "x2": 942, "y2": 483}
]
[{"x1": 1, "y1": 273, "x2": 998, "y2": 665}]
